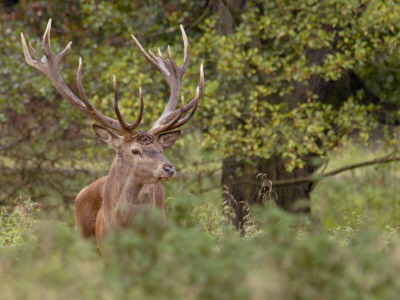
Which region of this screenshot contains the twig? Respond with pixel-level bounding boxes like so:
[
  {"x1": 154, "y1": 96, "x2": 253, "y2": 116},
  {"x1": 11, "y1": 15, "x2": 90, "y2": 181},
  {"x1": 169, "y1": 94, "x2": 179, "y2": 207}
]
[
  {"x1": 0, "y1": 138, "x2": 24, "y2": 151},
  {"x1": 189, "y1": 0, "x2": 212, "y2": 29},
  {"x1": 367, "y1": 60, "x2": 400, "y2": 73},
  {"x1": 238, "y1": 154, "x2": 400, "y2": 187}
]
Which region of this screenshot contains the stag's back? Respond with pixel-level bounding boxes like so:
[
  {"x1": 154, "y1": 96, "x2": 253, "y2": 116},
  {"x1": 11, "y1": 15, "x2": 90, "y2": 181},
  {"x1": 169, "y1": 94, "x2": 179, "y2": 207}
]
[{"x1": 75, "y1": 176, "x2": 107, "y2": 238}]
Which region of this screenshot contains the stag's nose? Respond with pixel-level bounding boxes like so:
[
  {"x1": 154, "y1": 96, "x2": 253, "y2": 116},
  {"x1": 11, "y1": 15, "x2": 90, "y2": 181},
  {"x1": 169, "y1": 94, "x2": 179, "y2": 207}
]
[{"x1": 162, "y1": 163, "x2": 176, "y2": 176}]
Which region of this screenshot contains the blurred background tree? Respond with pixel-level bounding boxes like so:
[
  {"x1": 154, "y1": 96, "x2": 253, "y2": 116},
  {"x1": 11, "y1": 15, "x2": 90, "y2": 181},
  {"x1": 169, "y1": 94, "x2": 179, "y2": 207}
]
[
  {"x1": 2, "y1": 0, "x2": 400, "y2": 228},
  {"x1": 201, "y1": 0, "x2": 400, "y2": 228}
]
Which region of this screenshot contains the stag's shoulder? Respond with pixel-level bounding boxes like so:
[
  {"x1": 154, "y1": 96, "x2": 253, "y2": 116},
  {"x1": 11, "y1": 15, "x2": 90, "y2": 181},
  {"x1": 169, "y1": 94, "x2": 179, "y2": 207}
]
[{"x1": 76, "y1": 176, "x2": 108, "y2": 202}]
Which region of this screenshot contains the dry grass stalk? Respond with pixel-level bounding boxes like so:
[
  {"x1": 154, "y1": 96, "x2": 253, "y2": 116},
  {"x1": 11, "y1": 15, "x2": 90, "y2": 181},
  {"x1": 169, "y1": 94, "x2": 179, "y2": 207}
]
[{"x1": 256, "y1": 173, "x2": 277, "y2": 206}]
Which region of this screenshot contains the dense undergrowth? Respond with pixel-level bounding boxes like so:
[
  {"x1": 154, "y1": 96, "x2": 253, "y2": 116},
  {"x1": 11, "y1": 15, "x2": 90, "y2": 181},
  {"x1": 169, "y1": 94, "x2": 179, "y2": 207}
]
[
  {"x1": 312, "y1": 145, "x2": 400, "y2": 245},
  {"x1": 1, "y1": 146, "x2": 400, "y2": 300}
]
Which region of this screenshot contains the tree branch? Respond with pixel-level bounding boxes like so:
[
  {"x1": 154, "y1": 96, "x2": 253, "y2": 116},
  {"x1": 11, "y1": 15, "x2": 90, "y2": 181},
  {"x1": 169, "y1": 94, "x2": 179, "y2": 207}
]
[
  {"x1": 367, "y1": 60, "x2": 400, "y2": 73},
  {"x1": 239, "y1": 154, "x2": 400, "y2": 187}
]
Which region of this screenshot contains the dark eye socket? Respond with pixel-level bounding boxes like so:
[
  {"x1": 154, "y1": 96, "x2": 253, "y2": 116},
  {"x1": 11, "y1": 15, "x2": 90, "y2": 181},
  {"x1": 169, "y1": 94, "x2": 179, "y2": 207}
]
[{"x1": 131, "y1": 149, "x2": 140, "y2": 155}]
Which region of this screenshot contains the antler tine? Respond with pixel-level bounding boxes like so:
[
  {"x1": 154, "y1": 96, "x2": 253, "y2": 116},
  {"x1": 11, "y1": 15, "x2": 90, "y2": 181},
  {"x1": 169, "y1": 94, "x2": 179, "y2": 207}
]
[
  {"x1": 126, "y1": 87, "x2": 144, "y2": 132},
  {"x1": 21, "y1": 33, "x2": 34, "y2": 65},
  {"x1": 157, "y1": 47, "x2": 164, "y2": 60},
  {"x1": 130, "y1": 34, "x2": 168, "y2": 75},
  {"x1": 113, "y1": 76, "x2": 144, "y2": 135},
  {"x1": 77, "y1": 57, "x2": 96, "y2": 113},
  {"x1": 179, "y1": 24, "x2": 189, "y2": 72},
  {"x1": 155, "y1": 63, "x2": 204, "y2": 126},
  {"x1": 42, "y1": 18, "x2": 53, "y2": 59},
  {"x1": 131, "y1": 25, "x2": 191, "y2": 130},
  {"x1": 149, "y1": 63, "x2": 203, "y2": 135},
  {"x1": 168, "y1": 86, "x2": 201, "y2": 130},
  {"x1": 167, "y1": 45, "x2": 175, "y2": 66},
  {"x1": 154, "y1": 72, "x2": 202, "y2": 134},
  {"x1": 28, "y1": 41, "x2": 42, "y2": 63},
  {"x1": 113, "y1": 75, "x2": 130, "y2": 133},
  {"x1": 21, "y1": 19, "x2": 129, "y2": 134},
  {"x1": 22, "y1": 19, "x2": 72, "y2": 68},
  {"x1": 156, "y1": 25, "x2": 190, "y2": 118},
  {"x1": 149, "y1": 96, "x2": 185, "y2": 136}
]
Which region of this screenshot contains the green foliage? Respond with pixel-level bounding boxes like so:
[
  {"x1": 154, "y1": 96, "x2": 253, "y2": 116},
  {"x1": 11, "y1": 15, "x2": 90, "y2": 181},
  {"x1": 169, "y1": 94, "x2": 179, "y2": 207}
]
[
  {"x1": 0, "y1": 197, "x2": 38, "y2": 246},
  {"x1": 312, "y1": 145, "x2": 400, "y2": 245},
  {"x1": 2, "y1": 198, "x2": 400, "y2": 300},
  {"x1": 198, "y1": 0, "x2": 400, "y2": 169}
]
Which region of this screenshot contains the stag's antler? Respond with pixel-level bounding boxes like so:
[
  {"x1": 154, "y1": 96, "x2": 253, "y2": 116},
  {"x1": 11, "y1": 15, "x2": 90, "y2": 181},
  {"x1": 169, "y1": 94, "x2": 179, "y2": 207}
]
[
  {"x1": 21, "y1": 19, "x2": 143, "y2": 138},
  {"x1": 131, "y1": 26, "x2": 204, "y2": 136},
  {"x1": 21, "y1": 19, "x2": 203, "y2": 138}
]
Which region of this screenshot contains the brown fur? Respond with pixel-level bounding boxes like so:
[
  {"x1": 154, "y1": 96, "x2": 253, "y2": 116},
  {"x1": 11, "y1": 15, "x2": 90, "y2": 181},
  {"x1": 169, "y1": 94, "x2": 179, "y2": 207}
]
[
  {"x1": 75, "y1": 177, "x2": 165, "y2": 239},
  {"x1": 75, "y1": 127, "x2": 180, "y2": 254},
  {"x1": 75, "y1": 176, "x2": 106, "y2": 238}
]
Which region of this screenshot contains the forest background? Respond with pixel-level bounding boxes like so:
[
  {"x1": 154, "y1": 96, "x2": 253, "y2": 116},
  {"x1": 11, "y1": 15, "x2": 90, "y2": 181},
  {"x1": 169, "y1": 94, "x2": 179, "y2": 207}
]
[{"x1": 2, "y1": 1, "x2": 400, "y2": 299}]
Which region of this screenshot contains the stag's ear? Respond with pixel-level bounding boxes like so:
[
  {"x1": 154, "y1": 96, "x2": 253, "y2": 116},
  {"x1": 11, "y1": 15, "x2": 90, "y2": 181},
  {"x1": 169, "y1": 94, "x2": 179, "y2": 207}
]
[
  {"x1": 92, "y1": 124, "x2": 123, "y2": 149},
  {"x1": 157, "y1": 130, "x2": 181, "y2": 150}
]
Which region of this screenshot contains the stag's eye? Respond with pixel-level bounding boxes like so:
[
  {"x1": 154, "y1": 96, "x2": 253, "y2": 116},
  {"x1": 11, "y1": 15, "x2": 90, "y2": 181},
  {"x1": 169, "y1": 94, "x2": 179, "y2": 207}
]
[{"x1": 131, "y1": 149, "x2": 140, "y2": 155}]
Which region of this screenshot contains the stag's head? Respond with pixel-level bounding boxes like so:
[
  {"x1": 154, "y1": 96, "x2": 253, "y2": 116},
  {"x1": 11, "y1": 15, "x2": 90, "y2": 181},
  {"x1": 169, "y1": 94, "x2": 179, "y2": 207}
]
[
  {"x1": 21, "y1": 20, "x2": 204, "y2": 183},
  {"x1": 93, "y1": 125, "x2": 181, "y2": 182}
]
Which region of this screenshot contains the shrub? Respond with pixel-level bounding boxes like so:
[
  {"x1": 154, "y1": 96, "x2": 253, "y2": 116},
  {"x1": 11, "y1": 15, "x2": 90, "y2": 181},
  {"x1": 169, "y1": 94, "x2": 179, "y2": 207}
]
[{"x1": 1, "y1": 203, "x2": 400, "y2": 300}]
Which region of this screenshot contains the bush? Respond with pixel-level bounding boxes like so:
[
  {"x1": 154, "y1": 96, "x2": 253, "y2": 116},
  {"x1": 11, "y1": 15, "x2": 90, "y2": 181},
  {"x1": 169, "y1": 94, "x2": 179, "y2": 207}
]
[
  {"x1": 1, "y1": 200, "x2": 400, "y2": 300},
  {"x1": 0, "y1": 197, "x2": 38, "y2": 247}
]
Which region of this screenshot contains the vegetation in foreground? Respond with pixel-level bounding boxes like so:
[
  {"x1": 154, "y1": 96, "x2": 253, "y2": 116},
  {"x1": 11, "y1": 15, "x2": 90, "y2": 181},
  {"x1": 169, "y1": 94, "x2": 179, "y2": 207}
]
[{"x1": 1, "y1": 147, "x2": 400, "y2": 300}]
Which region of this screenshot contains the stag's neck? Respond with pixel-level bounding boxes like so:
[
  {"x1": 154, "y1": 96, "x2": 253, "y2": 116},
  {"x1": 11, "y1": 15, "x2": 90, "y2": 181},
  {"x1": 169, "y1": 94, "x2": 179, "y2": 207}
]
[{"x1": 102, "y1": 156, "x2": 156, "y2": 225}]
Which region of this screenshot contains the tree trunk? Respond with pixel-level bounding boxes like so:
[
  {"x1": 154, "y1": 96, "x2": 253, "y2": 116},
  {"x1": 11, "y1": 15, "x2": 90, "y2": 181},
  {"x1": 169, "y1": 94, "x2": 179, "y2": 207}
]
[
  {"x1": 213, "y1": 0, "x2": 327, "y2": 228},
  {"x1": 222, "y1": 45, "x2": 335, "y2": 229}
]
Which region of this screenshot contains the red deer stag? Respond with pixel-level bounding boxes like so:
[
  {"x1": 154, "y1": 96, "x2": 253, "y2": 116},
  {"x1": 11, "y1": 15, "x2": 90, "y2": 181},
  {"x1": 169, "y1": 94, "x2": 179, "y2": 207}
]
[{"x1": 21, "y1": 20, "x2": 203, "y2": 252}]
